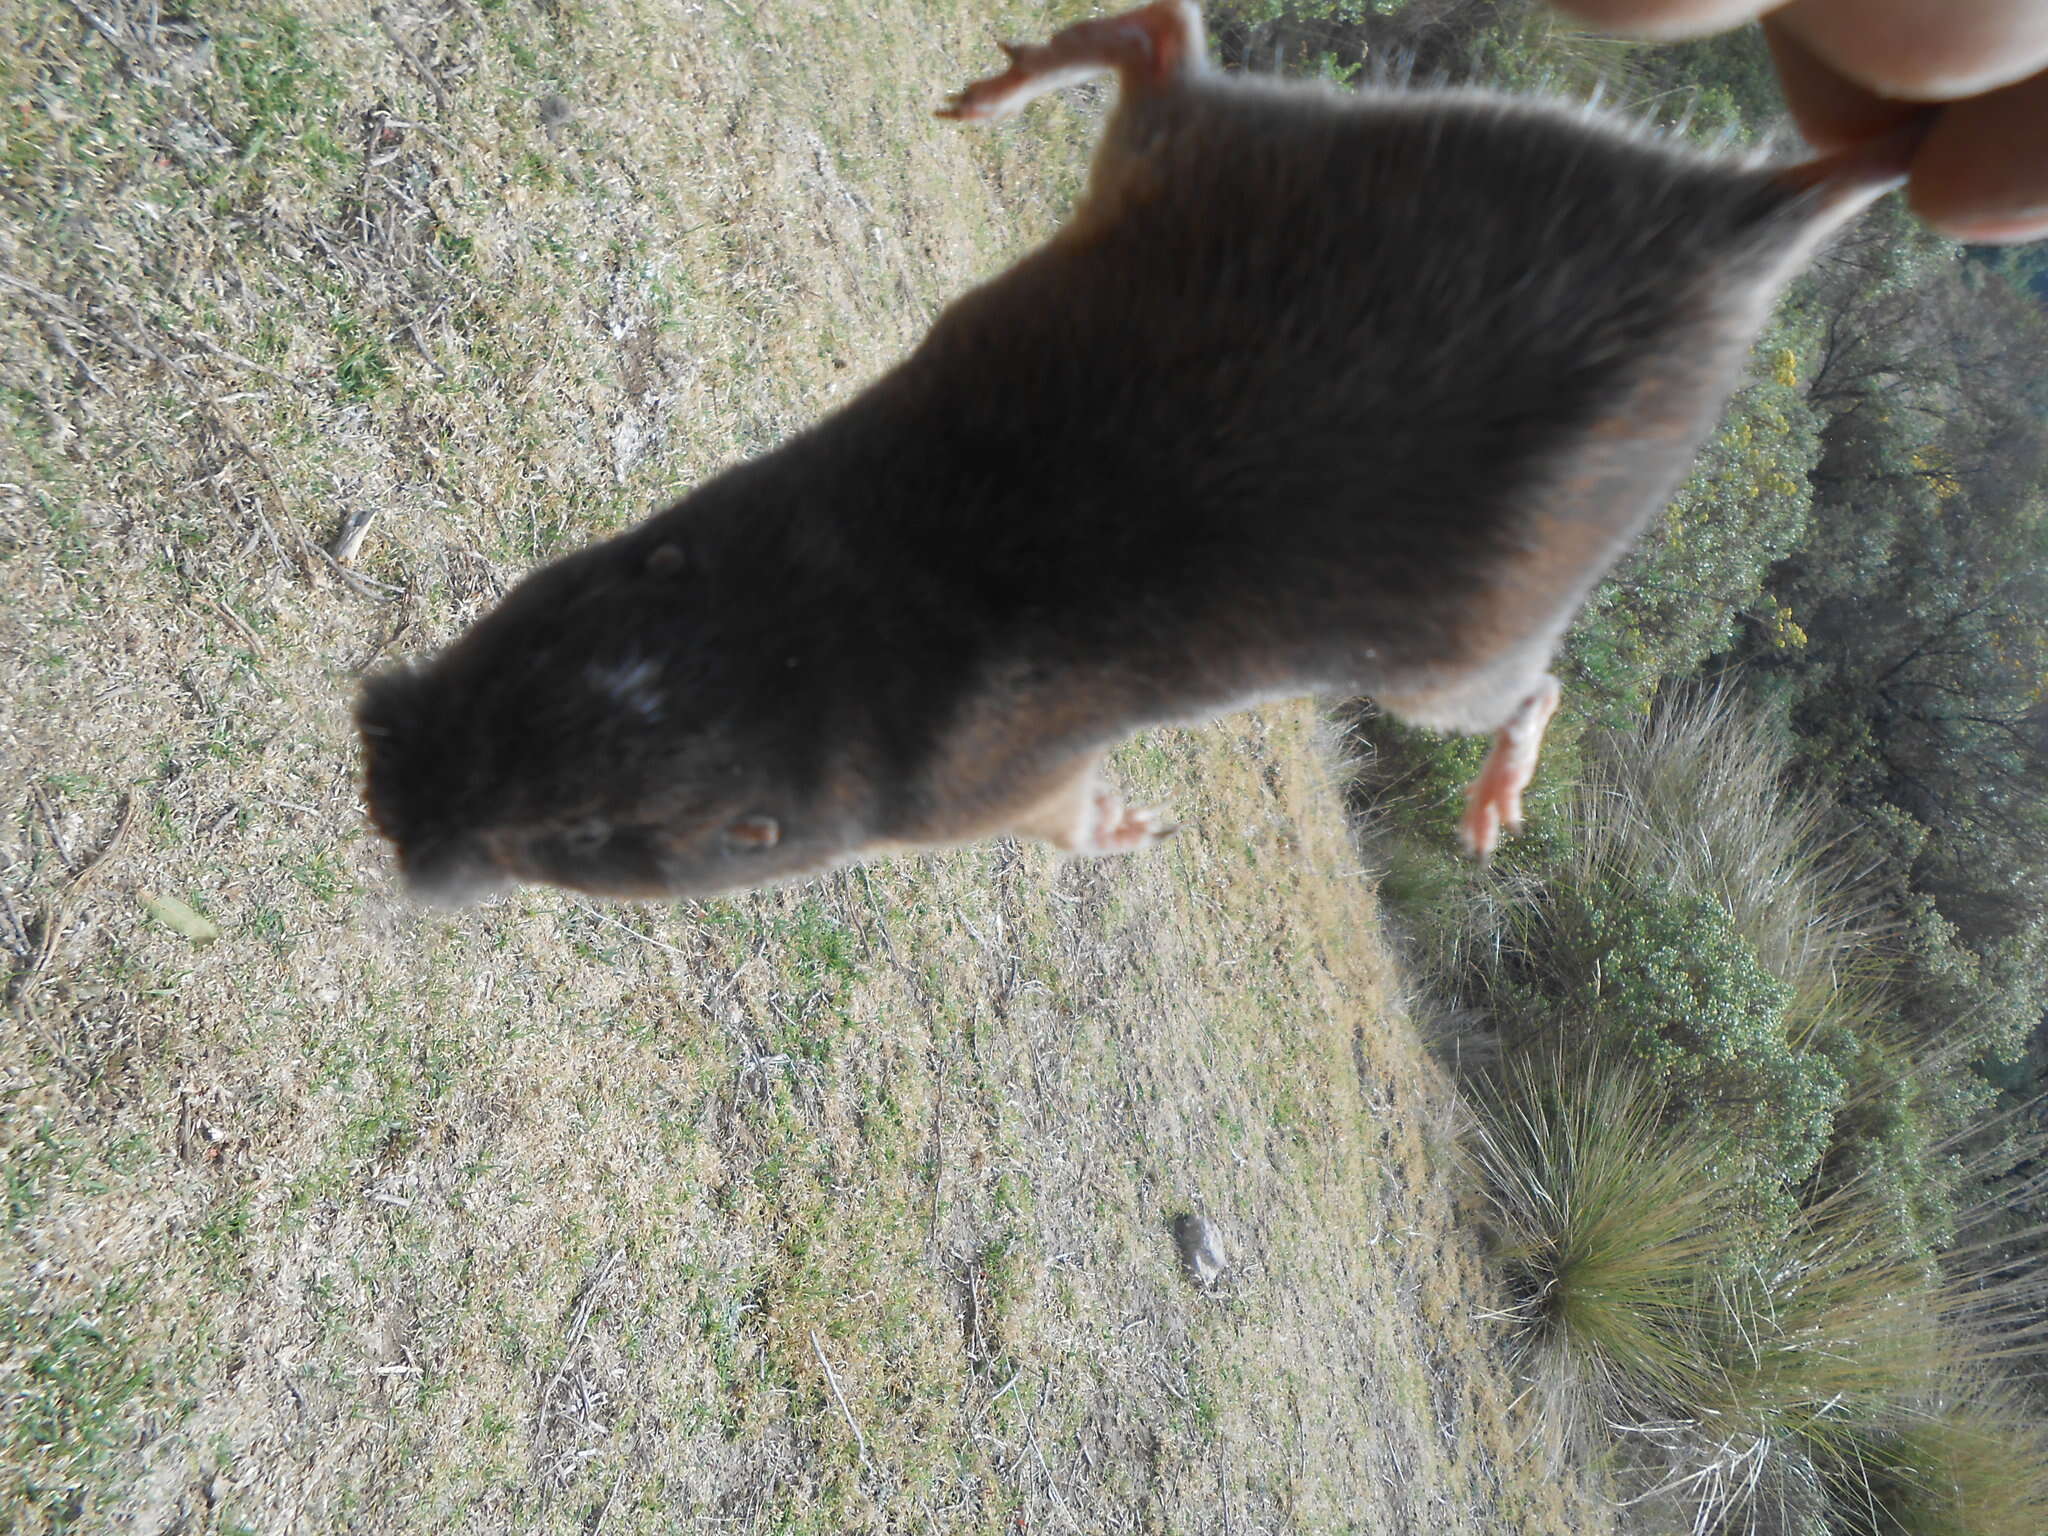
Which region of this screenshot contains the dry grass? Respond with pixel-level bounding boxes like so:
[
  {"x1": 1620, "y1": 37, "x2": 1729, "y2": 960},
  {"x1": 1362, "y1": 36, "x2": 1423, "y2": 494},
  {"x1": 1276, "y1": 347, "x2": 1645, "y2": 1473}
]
[{"x1": 2, "y1": 2, "x2": 1606, "y2": 1530}]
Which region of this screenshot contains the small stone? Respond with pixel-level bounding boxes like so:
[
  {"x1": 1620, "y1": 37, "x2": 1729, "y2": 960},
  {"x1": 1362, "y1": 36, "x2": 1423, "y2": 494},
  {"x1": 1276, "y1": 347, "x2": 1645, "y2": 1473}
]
[{"x1": 1172, "y1": 1212, "x2": 1226, "y2": 1288}]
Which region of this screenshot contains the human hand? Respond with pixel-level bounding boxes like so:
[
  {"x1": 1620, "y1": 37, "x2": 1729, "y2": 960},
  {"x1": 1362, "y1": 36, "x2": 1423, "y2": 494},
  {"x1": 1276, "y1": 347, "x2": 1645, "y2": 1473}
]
[{"x1": 1547, "y1": 0, "x2": 2048, "y2": 243}]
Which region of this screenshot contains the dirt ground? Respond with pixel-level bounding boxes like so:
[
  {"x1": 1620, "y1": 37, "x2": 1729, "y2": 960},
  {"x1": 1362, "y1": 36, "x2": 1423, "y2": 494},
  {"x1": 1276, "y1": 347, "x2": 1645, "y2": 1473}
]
[{"x1": 2, "y1": 1, "x2": 1604, "y2": 1529}]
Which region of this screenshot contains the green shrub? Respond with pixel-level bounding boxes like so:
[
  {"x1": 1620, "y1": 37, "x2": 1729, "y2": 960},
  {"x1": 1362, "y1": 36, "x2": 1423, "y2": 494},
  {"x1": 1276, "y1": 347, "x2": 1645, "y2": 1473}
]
[
  {"x1": 1818, "y1": 1032, "x2": 1965, "y2": 1256},
  {"x1": 1527, "y1": 879, "x2": 1843, "y2": 1200}
]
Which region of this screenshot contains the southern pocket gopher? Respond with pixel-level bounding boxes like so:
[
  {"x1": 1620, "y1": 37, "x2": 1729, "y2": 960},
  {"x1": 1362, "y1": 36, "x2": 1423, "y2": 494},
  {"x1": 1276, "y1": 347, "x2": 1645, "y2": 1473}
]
[{"x1": 357, "y1": 0, "x2": 1914, "y2": 905}]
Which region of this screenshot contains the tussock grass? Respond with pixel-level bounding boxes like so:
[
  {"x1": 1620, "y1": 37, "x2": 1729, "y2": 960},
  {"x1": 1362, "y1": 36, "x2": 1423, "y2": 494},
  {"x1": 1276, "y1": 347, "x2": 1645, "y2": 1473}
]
[
  {"x1": 1461, "y1": 1056, "x2": 1743, "y2": 1442},
  {"x1": 1464, "y1": 1049, "x2": 2048, "y2": 1535},
  {"x1": 1833, "y1": 1381, "x2": 2048, "y2": 1536}
]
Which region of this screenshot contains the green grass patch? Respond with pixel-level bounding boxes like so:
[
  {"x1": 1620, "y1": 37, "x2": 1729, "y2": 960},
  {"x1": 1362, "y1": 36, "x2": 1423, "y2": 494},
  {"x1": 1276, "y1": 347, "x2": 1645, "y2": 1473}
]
[{"x1": 2, "y1": 1280, "x2": 156, "y2": 1534}]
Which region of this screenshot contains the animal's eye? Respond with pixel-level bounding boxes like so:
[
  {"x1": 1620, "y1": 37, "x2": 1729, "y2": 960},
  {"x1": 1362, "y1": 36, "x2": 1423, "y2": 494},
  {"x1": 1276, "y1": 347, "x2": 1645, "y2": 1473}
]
[
  {"x1": 563, "y1": 818, "x2": 610, "y2": 852},
  {"x1": 726, "y1": 815, "x2": 780, "y2": 851},
  {"x1": 643, "y1": 543, "x2": 686, "y2": 578}
]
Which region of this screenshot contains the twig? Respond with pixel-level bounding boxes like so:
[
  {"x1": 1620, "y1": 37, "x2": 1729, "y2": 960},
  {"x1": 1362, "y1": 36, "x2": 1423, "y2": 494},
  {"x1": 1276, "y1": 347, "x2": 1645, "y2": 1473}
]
[
  {"x1": 35, "y1": 318, "x2": 108, "y2": 393},
  {"x1": 926, "y1": 1053, "x2": 946, "y2": 1249},
  {"x1": 588, "y1": 1447, "x2": 631, "y2": 1535},
  {"x1": 0, "y1": 884, "x2": 30, "y2": 958},
  {"x1": 1027, "y1": 1377, "x2": 1084, "y2": 1532},
  {"x1": 180, "y1": 329, "x2": 312, "y2": 391},
  {"x1": 536, "y1": 1248, "x2": 623, "y2": 1432},
  {"x1": 208, "y1": 594, "x2": 263, "y2": 651},
  {"x1": 809, "y1": 1329, "x2": 873, "y2": 1475},
  {"x1": 371, "y1": 6, "x2": 452, "y2": 110},
  {"x1": 974, "y1": 1366, "x2": 1022, "y2": 1424},
  {"x1": 854, "y1": 865, "x2": 904, "y2": 972},
  {"x1": 11, "y1": 792, "x2": 138, "y2": 1013},
  {"x1": 76, "y1": 298, "x2": 320, "y2": 581},
  {"x1": 30, "y1": 782, "x2": 74, "y2": 869},
  {"x1": 65, "y1": 0, "x2": 128, "y2": 51},
  {"x1": 0, "y1": 268, "x2": 77, "y2": 312},
  {"x1": 577, "y1": 902, "x2": 689, "y2": 958},
  {"x1": 329, "y1": 506, "x2": 379, "y2": 565},
  {"x1": 198, "y1": 398, "x2": 302, "y2": 573},
  {"x1": 308, "y1": 540, "x2": 401, "y2": 600}
]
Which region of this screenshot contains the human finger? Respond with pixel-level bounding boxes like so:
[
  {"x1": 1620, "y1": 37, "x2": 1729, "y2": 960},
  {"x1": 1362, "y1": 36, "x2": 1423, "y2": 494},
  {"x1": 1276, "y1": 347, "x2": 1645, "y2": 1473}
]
[
  {"x1": 1762, "y1": 17, "x2": 1923, "y2": 151},
  {"x1": 1905, "y1": 71, "x2": 2048, "y2": 242},
  {"x1": 1541, "y1": 0, "x2": 1775, "y2": 41},
  {"x1": 1773, "y1": 0, "x2": 2048, "y2": 100}
]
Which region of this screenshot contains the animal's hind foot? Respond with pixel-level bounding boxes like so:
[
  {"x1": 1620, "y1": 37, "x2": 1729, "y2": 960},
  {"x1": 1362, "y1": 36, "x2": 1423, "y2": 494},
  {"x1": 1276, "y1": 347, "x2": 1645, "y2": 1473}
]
[
  {"x1": 1459, "y1": 675, "x2": 1562, "y2": 861},
  {"x1": 1006, "y1": 757, "x2": 1175, "y2": 857},
  {"x1": 936, "y1": 1, "x2": 1206, "y2": 122},
  {"x1": 1085, "y1": 787, "x2": 1176, "y2": 854}
]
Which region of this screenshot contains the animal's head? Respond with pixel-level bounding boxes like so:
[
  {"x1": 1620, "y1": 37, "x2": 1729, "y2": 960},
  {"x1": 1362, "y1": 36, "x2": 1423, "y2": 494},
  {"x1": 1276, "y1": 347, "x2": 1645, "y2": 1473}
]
[{"x1": 356, "y1": 534, "x2": 855, "y2": 904}]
